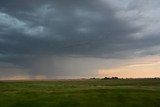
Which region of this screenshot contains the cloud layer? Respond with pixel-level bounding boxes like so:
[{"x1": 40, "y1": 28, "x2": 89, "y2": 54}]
[{"x1": 0, "y1": 0, "x2": 160, "y2": 79}]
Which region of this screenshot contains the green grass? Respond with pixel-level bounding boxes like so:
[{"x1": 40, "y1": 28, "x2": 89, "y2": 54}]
[{"x1": 0, "y1": 79, "x2": 160, "y2": 107}]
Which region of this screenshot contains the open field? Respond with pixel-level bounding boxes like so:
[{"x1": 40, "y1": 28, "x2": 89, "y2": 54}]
[{"x1": 0, "y1": 79, "x2": 160, "y2": 107}]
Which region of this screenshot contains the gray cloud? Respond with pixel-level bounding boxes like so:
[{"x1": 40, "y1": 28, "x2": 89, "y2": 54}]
[{"x1": 0, "y1": 0, "x2": 160, "y2": 78}]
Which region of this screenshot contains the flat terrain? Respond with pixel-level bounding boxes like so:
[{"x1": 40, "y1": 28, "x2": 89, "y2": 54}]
[{"x1": 0, "y1": 79, "x2": 160, "y2": 107}]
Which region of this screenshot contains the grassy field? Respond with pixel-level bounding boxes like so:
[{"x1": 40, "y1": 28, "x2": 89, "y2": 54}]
[{"x1": 0, "y1": 79, "x2": 160, "y2": 107}]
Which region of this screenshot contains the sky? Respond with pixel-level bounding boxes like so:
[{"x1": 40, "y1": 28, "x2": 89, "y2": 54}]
[{"x1": 0, "y1": 0, "x2": 160, "y2": 80}]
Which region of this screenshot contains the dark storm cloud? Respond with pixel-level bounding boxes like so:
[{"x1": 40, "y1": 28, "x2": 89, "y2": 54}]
[{"x1": 0, "y1": 0, "x2": 160, "y2": 78}]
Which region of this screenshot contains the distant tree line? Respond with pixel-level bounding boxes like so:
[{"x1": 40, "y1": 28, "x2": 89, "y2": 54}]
[
  {"x1": 102, "y1": 77, "x2": 119, "y2": 80},
  {"x1": 90, "y1": 77, "x2": 119, "y2": 80},
  {"x1": 89, "y1": 77, "x2": 160, "y2": 80}
]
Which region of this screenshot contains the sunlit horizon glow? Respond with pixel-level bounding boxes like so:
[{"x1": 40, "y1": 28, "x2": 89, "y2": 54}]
[
  {"x1": 98, "y1": 60, "x2": 160, "y2": 78},
  {"x1": 98, "y1": 55, "x2": 160, "y2": 78}
]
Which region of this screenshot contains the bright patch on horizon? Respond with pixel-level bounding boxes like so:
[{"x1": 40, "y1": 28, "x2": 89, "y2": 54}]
[{"x1": 98, "y1": 61, "x2": 160, "y2": 78}]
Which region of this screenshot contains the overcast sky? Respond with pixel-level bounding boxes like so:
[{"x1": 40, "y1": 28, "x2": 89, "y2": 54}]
[{"x1": 0, "y1": 0, "x2": 160, "y2": 79}]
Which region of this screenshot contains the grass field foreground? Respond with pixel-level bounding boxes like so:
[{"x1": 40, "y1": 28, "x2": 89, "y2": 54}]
[{"x1": 0, "y1": 79, "x2": 160, "y2": 107}]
